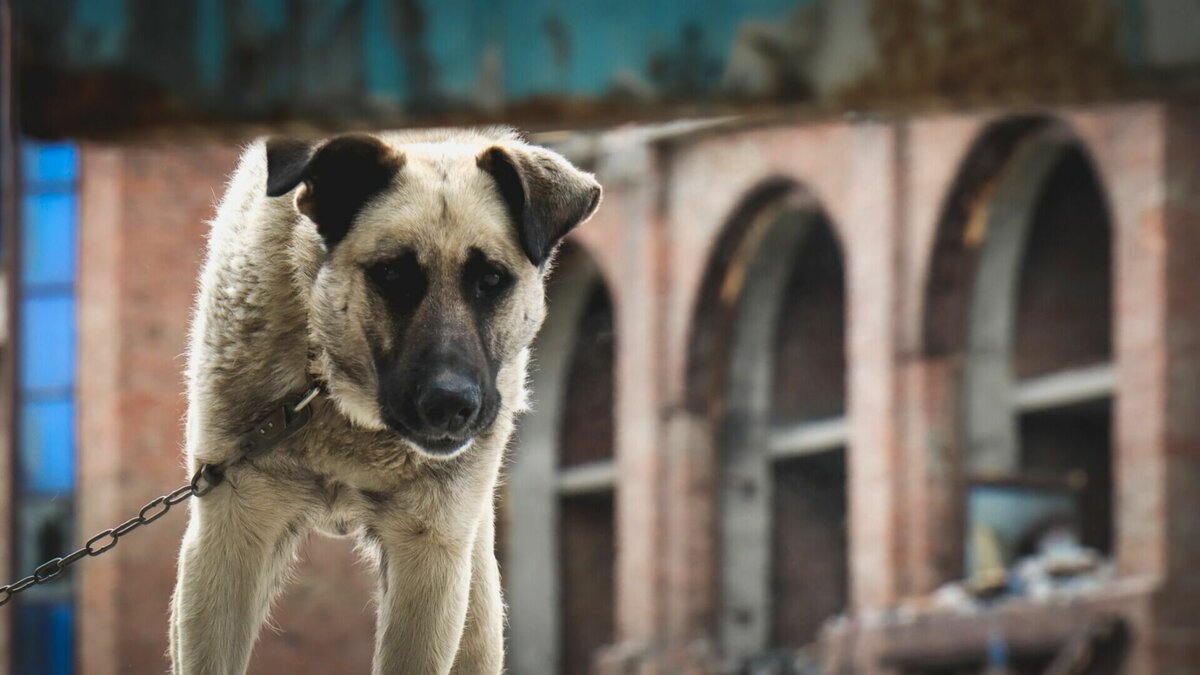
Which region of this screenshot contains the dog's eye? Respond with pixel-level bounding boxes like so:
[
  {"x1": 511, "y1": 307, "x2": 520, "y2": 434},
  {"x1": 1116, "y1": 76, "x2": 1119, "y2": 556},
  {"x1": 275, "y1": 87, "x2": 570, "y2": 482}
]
[
  {"x1": 370, "y1": 262, "x2": 406, "y2": 286},
  {"x1": 463, "y1": 249, "x2": 513, "y2": 302},
  {"x1": 377, "y1": 264, "x2": 401, "y2": 283},
  {"x1": 475, "y1": 268, "x2": 510, "y2": 296},
  {"x1": 366, "y1": 252, "x2": 427, "y2": 313},
  {"x1": 480, "y1": 271, "x2": 503, "y2": 289}
]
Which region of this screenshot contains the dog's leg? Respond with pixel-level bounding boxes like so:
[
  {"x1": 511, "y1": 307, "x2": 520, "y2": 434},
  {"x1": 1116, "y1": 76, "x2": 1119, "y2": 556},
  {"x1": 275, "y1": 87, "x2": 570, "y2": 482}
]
[
  {"x1": 450, "y1": 511, "x2": 505, "y2": 674},
  {"x1": 371, "y1": 510, "x2": 479, "y2": 675},
  {"x1": 170, "y1": 471, "x2": 308, "y2": 675}
]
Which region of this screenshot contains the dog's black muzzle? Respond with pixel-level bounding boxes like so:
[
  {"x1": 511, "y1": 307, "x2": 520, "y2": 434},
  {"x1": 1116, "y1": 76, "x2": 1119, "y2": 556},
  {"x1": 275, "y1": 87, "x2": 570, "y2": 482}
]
[{"x1": 378, "y1": 355, "x2": 499, "y2": 456}]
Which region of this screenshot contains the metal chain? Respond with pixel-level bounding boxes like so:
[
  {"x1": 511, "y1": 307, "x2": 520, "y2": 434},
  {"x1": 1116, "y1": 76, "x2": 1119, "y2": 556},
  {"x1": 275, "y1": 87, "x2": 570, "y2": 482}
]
[
  {"x1": 0, "y1": 475, "x2": 204, "y2": 607},
  {"x1": 0, "y1": 383, "x2": 323, "y2": 608}
]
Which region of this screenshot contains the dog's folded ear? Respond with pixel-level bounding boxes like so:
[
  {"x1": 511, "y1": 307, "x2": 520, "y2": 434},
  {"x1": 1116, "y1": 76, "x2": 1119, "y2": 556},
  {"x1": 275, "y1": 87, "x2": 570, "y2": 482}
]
[
  {"x1": 265, "y1": 134, "x2": 404, "y2": 248},
  {"x1": 477, "y1": 143, "x2": 602, "y2": 267}
]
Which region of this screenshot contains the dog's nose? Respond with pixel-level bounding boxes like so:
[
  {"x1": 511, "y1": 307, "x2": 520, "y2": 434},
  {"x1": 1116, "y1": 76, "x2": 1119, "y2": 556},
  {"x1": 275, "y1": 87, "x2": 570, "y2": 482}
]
[{"x1": 415, "y1": 373, "x2": 481, "y2": 435}]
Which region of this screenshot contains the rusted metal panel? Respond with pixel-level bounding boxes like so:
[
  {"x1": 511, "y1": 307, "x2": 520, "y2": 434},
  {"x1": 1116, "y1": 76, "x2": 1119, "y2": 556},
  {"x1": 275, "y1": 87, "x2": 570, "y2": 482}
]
[{"x1": 10, "y1": 0, "x2": 1200, "y2": 138}]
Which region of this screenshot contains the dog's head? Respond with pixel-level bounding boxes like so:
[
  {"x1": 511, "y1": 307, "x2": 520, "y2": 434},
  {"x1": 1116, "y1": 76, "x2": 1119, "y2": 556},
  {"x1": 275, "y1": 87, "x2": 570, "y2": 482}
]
[{"x1": 265, "y1": 130, "x2": 601, "y2": 458}]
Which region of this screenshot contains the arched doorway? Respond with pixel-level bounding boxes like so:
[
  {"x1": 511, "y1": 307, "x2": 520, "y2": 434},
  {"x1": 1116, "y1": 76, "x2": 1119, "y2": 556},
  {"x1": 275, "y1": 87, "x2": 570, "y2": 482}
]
[{"x1": 506, "y1": 243, "x2": 617, "y2": 675}]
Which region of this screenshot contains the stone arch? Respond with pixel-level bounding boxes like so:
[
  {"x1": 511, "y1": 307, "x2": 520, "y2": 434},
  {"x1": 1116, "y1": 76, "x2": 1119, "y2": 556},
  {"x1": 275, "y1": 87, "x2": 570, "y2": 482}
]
[
  {"x1": 685, "y1": 180, "x2": 850, "y2": 663},
  {"x1": 920, "y1": 114, "x2": 1115, "y2": 577},
  {"x1": 506, "y1": 240, "x2": 617, "y2": 675},
  {"x1": 685, "y1": 178, "x2": 797, "y2": 416}
]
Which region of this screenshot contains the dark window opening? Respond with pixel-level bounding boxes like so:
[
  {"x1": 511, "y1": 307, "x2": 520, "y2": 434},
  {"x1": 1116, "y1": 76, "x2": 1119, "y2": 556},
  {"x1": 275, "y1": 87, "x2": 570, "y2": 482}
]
[
  {"x1": 1018, "y1": 401, "x2": 1113, "y2": 555},
  {"x1": 557, "y1": 272, "x2": 617, "y2": 674},
  {"x1": 1014, "y1": 148, "x2": 1112, "y2": 379},
  {"x1": 771, "y1": 450, "x2": 848, "y2": 647},
  {"x1": 505, "y1": 250, "x2": 617, "y2": 675},
  {"x1": 559, "y1": 492, "x2": 616, "y2": 675},
  {"x1": 767, "y1": 217, "x2": 849, "y2": 648},
  {"x1": 558, "y1": 283, "x2": 616, "y2": 468},
  {"x1": 771, "y1": 219, "x2": 846, "y2": 425},
  {"x1": 1012, "y1": 147, "x2": 1114, "y2": 559}
]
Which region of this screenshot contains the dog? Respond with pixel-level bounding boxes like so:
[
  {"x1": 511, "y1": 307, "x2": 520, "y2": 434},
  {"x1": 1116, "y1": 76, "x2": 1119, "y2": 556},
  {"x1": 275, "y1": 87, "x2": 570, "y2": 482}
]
[{"x1": 169, "y1": 128, "x2": 601, "y2": 674}]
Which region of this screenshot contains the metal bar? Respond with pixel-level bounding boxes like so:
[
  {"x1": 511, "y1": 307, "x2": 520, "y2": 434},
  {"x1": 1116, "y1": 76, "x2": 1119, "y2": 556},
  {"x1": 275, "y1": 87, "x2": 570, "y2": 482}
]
[
  {"x1": 1013, "y1": 363, "x2": 1115, "y2": 412},
  {"x1": 767, "y1": 417, "x2": 848, "y2": 461},
  {"x1": 557, "y1": 460, "x2": 617, "y2": 497}
]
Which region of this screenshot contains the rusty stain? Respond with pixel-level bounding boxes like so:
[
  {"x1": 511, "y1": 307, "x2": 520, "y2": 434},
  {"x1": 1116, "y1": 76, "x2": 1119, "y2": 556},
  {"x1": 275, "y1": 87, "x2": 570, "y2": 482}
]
[
  {"x1": 840, "y1": 0, "x2": 1127, "y2": 108},
  {"x1": 922, "y1": 116, "x2": 1048, "y2": 357},
  {"x1": 542, "y1": 14, "x2": 571, "y2": 68},
  {"x1": 961, "y1": 192, "x2": 989, "y2": 249},
  {"x1": 646, "y1": 22, "x2": 723, "y2": 100},
  {"x1": 395, "y1": 0, "x2": 439, "y2": 113},
  {"x1": 10, "y1": 0, "x2": 1181, "y2": 140},
  {"x1": 719, "y1": 202, "x2": 784, "y2": 308}
]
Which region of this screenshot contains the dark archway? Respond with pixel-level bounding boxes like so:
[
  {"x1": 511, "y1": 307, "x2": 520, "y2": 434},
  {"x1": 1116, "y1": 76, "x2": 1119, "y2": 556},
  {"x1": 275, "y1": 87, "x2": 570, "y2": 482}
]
[
  {"x1": 921, "y1": 116, "x2": 1115, "y2": 580},
  {"x1": 506, "y1": 242, "x2": 617, "y2": 675},
  {"x1": 686, "y1": 183, "x2": 849, "y2": 664}
]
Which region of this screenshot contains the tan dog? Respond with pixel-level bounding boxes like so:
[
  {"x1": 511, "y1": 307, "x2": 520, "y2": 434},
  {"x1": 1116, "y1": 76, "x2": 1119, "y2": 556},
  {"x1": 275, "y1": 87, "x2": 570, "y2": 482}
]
[{"x1": 169, "y1": 129, "x2": 600, "y2": 674}]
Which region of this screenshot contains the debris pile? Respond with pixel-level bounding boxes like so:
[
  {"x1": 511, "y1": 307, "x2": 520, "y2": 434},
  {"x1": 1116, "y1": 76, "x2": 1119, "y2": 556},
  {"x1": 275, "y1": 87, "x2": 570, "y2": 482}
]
[{"x1": 932, "y1": 529, "x2": 1113, "y2": 612}]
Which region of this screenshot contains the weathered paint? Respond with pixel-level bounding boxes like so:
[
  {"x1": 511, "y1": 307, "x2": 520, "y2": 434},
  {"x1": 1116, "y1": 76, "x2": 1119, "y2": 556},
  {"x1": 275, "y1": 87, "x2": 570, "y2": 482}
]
[{"x1": 11, "y1": 1, "x2": 1200, "y2": 138}]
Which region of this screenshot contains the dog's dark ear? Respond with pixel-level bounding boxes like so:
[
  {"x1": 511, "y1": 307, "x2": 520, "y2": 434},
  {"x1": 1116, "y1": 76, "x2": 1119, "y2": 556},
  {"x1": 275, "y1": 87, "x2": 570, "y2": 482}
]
[
  {"x1": 477, "y1": 144, "x2": 602, "y2": 266},
  {"x1": 265, "y1": 134, "x2": 404, "y2": 248}
]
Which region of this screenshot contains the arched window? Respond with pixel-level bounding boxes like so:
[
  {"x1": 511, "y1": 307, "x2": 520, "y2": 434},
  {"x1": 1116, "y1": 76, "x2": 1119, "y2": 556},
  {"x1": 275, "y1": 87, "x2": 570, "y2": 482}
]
[
  {"x1": 506, "y1": 244, "x2": 616, "y2": 675},
  {"x1": 964, "y1": 137, "x2": 1114, "y2": 574},
  {"x1": 1009, "y1": 148, "x2": 1113, "y2": 556},
  {"x1": 708, "y1": 191, "x2": 849, "y2": 664},
  {"x1": 926, "y1": 118, "x2": 1114, "y2": 580}
]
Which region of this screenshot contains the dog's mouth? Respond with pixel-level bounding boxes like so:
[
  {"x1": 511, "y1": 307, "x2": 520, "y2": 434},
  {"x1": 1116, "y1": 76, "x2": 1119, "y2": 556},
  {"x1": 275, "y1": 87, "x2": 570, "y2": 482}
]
[
  {"x1": 380, "y1": 408, "x2": 497, "y2": 458},
  {"x1": 404, "y1": 430, "x2": 475, "y2": 457}
]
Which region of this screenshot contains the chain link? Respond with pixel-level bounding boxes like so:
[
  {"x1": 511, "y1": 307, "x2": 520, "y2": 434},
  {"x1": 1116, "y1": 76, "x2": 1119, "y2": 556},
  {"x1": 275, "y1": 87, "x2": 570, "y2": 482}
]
[
  {"x1": 0, "y1": 472, "x2": 205, "y2": 607},
  {"x1": 0, "y1": 384, "x2": 323, "y2": 608}
]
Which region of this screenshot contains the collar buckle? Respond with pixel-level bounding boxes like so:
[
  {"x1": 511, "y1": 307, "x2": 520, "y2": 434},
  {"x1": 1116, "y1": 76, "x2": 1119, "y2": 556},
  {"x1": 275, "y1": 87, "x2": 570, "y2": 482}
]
[{"x1": 241, "y1": 384, "x2": 324, "y2": 460}]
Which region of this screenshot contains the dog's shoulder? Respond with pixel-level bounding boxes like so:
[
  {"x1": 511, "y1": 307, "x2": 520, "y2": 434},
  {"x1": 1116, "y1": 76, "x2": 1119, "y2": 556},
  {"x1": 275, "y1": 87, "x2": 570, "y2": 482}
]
[
  {"x1": 205, "y1": 139, "x2": 312, "y2": 263},
  {"x1": 217, "y1": 139, "x2": 269, "y2": 223}
]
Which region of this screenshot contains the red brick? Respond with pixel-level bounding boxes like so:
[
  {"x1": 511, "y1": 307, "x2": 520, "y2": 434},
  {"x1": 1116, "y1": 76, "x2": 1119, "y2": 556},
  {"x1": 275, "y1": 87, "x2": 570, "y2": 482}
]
[{"x1": 67, "y1": 105, "x2": 1200, "y2": 673}]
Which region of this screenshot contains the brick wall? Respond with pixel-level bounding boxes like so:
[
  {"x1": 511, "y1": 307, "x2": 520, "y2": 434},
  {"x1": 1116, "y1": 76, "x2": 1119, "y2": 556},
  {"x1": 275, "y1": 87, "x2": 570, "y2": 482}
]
[
  {"x1": 70, "y1": 104, "x2": 1200, "y2": 674},
  {"x1": 77, "y1": 144, "x2": 376, "y2": 675}
]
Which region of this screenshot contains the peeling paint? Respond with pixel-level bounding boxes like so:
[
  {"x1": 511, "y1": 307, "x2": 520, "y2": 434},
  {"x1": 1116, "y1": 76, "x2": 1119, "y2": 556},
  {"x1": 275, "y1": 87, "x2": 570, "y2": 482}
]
[{"x1": 10, "y1": 0, "x2": 1200, "y2": 137}]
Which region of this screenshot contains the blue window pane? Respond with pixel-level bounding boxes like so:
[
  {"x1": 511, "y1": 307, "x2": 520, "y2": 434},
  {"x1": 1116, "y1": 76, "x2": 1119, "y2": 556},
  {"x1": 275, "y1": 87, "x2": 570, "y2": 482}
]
[
  {"x1": 16, "y1": 140, "x2": 77, "y2": 675},
  {"x1": 21, "y1": 192, "x2": 78, "y2": 288},
  {"x1": 20, "y1": 295, "x2": 76, "y2": 393},
  {"x1": 20, "y1": 399, "x2": 75, "y2": 493},
  {"x1": 16, "y1": 599, "x2": 75, "y2": 675},
  {"x1": 22, "y1": 143, "x2": 79, "y2": 183}
]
